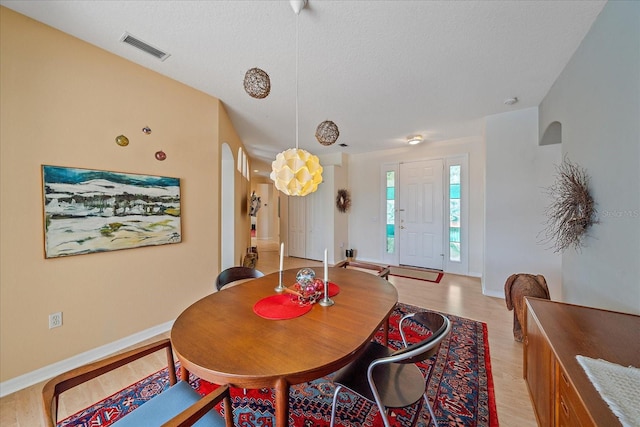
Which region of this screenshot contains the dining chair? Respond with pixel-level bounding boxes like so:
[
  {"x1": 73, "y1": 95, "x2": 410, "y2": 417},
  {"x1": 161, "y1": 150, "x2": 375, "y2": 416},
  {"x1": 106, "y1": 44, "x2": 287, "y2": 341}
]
[
  {"x1": 215, "y1": 266, "x2": 264, "y2": 291},
  {"x1": 329, "y1": 311, "x2": 452, "y2": 427},
  {"x1": 42, "y1": 338, "x2": 233, "y2": 427}
]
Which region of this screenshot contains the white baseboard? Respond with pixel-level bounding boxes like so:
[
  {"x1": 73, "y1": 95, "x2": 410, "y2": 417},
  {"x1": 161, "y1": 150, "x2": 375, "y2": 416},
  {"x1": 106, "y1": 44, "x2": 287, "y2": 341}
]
[
  {"x1": 482, "y1": 288, "x2": 505, "y2": 299},
  {"x1": 0, "y1": 320, "x2": 174, "y2": 398}
]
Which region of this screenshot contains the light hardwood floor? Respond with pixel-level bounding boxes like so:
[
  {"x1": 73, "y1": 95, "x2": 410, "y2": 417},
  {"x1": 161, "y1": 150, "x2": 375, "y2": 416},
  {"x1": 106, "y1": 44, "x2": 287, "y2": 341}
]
[{"x1": 1, "y1": 239, "x2": 536, "y2": 426}]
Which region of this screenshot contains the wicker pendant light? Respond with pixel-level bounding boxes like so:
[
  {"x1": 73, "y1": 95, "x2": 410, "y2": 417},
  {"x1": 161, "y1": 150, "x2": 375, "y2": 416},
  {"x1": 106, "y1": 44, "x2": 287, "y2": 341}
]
[
  {"x1": 316, "y1": 120, "x2": 340, "y2": 146},
  {"x1": 243, "y1": 67, "x2": 271, "y2": 99}
]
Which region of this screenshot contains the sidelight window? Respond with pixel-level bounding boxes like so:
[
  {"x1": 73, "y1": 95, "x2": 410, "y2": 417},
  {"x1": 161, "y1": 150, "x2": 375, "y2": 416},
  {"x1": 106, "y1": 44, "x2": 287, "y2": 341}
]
[
  {"x1": 385, "y1": 171, "x2": 395, "y2": 254},
  {"x1": 449, "y1": 165, "x2": 461, "y2": 262}
]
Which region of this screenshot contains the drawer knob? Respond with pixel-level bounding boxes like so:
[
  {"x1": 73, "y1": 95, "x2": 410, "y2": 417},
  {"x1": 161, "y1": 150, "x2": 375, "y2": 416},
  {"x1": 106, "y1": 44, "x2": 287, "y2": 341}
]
[{"x1": 560, "y1": 397, "x2": 569, "y2": 416}]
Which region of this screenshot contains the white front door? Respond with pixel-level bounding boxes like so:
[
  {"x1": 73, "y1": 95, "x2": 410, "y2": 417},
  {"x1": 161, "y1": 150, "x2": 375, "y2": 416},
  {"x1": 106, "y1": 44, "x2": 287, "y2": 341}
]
[
  {"x1": 304, "y1": 190, "x2": 325, "y2": 262},
  {"x1": 398, "y1": 159, "x2": 444, "y2": 270},
  {"x1": 288, "y1": 196, "x2": 306, "y2": 258}
]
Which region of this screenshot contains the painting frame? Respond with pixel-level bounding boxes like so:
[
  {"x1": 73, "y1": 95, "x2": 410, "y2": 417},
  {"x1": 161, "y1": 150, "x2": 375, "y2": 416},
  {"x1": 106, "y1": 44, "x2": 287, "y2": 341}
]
[{"x1": 42, "y1": 165, "x2": 182, "y2": 258}]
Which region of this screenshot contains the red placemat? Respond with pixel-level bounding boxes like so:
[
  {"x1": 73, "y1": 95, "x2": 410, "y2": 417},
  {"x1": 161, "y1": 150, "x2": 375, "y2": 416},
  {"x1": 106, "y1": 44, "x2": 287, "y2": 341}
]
[
  {"x1": 326, "y1": 282, "x2": 340, "y2": 297},
  {"x1": 253, "y1": 294, "x2": 312, "y2": 320},
  {"x1": 253, "y1": 283, "x2": 340, "y2": 320}
]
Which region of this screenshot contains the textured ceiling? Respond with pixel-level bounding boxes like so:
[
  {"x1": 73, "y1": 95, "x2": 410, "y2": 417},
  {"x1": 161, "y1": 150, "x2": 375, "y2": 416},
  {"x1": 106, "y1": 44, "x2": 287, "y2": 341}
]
[{"x1": 1, "y1": 0, "x2": 606, "y2": 171}]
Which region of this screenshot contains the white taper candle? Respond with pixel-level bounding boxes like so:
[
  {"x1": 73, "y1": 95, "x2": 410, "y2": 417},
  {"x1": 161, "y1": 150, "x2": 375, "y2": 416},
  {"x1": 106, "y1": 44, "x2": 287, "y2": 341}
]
[
  {"x1": 279, "y1": 242, "x2": 284, "y2": 271},
  {"x1": 324, "y1": 248, "x2": 328, "y2": 282}
]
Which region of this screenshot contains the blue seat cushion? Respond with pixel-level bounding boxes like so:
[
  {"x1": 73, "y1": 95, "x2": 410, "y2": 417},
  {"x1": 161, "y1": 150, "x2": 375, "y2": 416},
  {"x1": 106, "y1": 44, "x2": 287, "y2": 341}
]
[{"x1": 111, "y1": 381, "x2": 226, "y2": 427}]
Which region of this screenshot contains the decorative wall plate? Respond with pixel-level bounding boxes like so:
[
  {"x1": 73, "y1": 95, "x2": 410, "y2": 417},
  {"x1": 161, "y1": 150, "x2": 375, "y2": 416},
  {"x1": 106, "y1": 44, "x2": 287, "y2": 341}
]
[{"x1": 115, "y1": 135, "x2": 129, "y2": 146}]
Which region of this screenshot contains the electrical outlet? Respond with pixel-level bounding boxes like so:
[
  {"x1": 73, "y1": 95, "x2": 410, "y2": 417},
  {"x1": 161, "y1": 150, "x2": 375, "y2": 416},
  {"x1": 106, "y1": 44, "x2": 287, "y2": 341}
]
[{"x1": 49, "y1": 312, "x2": 62, "y2": 329}]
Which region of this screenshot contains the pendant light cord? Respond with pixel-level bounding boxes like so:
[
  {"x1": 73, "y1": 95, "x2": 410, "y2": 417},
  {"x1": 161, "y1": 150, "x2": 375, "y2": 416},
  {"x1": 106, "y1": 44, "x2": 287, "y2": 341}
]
[{"x1": 295, "y1": 13, "x2": 299, "y2": 150}]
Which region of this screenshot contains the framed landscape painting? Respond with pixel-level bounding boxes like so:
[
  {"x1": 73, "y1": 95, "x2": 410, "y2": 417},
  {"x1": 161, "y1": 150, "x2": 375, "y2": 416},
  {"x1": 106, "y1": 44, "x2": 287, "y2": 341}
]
[{"x1": 42, "y1": 165, "x2": 181, "y2": 258}]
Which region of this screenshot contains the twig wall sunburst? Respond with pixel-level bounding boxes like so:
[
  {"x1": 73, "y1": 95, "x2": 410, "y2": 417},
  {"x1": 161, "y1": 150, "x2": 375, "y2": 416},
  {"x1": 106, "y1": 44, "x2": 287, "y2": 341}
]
[
  {"x1": 540, "y1": 156, "x2": 596, "y2": 252},
  {"x1": 336, "y1": 189, "x2": 351, "y2": 213}
]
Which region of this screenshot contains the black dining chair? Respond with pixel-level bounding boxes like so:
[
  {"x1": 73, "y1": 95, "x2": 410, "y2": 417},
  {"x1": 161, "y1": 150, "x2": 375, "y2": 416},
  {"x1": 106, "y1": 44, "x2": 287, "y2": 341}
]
[
  {"x1": 329, "y1": 311, "x2": 452, "y2": 427},
  {"x1": 215, "y1": 266, "x2": 264, "y2": 291}
]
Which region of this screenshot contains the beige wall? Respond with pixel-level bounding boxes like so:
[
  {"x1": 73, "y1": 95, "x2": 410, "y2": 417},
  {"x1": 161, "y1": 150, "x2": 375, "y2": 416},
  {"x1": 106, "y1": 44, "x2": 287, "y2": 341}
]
[{"x1": 0, "y1": 8, "x2": 247, "y2": 381}]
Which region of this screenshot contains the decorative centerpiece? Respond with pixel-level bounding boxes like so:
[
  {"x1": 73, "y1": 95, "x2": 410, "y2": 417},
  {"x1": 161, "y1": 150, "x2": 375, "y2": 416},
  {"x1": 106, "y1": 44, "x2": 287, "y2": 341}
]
[{"x1": 285, "y1": 268, "x2": 324, "y2": 306}]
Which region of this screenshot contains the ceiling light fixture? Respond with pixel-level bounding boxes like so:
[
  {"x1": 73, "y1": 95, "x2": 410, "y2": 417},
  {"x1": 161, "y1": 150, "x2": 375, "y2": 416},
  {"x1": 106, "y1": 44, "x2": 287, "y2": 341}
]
[
  {"x1": 504, "y1": 97, "x2": 519, "y2": 105},
  {"x1": 407, "y1": 134, "x2": 423, "y2": 145},
  {"x1": 270, "y1": 0, "x2": 323, "y2": 197}
]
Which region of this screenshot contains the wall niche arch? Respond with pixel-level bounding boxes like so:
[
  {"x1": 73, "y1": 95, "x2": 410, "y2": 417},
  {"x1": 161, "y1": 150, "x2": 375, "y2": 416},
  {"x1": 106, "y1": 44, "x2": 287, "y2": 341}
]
[{"x1": 540, "y1": 121, "x2": 562, "y2": 146}]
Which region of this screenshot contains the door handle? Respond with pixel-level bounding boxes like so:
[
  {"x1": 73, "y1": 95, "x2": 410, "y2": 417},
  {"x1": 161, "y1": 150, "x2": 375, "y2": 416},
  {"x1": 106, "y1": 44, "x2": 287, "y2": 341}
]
[{"x1": 400, "y1": 226, "x2": 405, "y2": 229}]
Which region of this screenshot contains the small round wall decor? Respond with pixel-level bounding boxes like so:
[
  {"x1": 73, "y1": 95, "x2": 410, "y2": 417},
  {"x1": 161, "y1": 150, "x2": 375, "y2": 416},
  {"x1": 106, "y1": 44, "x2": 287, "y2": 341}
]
[
  {"x1": 336, "y1": 189, "x2": 351, "y2": 213},
  {"x1": 155, "y1": 150, "x2": 167, "y2": 161},
  {"x1": 115, "y1": 135, "x2": 129, "y2": 147}
]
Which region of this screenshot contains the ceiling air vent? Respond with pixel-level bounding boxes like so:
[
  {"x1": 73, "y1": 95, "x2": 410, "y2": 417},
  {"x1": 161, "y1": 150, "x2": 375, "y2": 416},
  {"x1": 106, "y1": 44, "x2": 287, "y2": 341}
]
[{"x1": 120, "y1": 32, "x2": 171, "y2": 61}]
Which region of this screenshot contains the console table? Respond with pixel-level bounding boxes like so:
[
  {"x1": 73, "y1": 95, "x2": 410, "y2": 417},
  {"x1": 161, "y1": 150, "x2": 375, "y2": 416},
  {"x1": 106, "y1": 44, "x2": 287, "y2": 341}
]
[{"x1": 523, "y1": 297, "x2": 640, "y2": 426}]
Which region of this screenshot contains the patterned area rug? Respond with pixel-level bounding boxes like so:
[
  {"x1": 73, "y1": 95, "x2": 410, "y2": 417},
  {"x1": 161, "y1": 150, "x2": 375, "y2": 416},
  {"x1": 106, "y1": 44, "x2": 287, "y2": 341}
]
[{"x1": 59, "y1": 303, "x2": 497, "y2": 426}]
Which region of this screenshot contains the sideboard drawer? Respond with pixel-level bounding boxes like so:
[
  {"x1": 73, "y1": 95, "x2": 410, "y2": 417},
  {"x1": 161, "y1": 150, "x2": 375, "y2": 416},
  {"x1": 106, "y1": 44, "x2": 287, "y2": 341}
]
[
  {"x1": 556, "y1": 365, "x2": 594, "y2": 427},
  {"x1": 557, "y1": 392, "x2": 580, "y2": 427}
]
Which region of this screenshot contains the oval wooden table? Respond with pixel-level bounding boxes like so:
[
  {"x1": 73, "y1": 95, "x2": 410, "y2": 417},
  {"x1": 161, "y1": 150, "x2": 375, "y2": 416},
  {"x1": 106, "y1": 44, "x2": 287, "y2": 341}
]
[{"x1": 171, "y1": 267, "x2": 398, "y2": 427}]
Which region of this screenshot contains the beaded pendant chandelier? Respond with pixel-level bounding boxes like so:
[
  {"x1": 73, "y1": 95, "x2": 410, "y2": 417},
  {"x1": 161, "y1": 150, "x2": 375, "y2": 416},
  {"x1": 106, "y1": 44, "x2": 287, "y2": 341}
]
[{"x1": 270, "y1": 0, "x2": 323, "y2": 196}]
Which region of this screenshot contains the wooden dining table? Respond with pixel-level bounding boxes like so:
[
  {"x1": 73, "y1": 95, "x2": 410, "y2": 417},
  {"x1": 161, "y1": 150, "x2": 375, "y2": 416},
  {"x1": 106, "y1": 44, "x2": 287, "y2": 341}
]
[{"x1": 171, "y1": 267, "x2": 398, "y2": 427}]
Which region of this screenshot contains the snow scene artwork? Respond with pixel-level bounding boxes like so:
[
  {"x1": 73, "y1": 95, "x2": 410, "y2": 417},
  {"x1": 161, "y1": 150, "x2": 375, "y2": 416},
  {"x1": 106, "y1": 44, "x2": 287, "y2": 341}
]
[{"x1": 42, "y1": 165, "x2": 181, "y2": 258}]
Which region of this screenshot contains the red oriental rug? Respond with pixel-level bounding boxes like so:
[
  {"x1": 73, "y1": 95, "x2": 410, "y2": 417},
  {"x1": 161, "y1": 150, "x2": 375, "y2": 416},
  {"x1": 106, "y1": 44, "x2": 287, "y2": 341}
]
[{"x1": 58, "y1": 303, "x2": 498, "y2": 426}]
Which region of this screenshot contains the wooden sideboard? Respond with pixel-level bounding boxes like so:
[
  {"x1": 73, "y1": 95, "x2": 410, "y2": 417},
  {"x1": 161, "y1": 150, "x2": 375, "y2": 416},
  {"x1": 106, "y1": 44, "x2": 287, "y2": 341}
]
[{"x1": 523, "y1": 297, "x2": 640, "y2": 427}]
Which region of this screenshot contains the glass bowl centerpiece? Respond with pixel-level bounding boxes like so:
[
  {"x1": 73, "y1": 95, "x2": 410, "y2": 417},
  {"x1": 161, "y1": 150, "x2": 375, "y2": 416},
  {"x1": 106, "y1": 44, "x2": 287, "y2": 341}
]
[{"x1": 286, "y1": 268, "x2": 324, "y2": 306}]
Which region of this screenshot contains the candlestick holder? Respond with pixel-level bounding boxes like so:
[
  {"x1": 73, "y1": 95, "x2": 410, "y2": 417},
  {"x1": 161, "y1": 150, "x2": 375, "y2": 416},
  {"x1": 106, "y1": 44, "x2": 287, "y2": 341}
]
[
  {"x1": 318, "y1": 280, "x2": 334, "y2": 306},
  {"x1": 274, "y1": 270, "x2": 286, "y2": 293}
]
